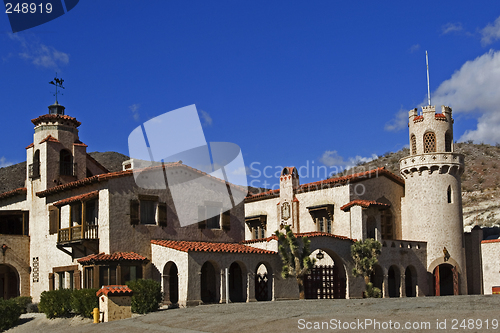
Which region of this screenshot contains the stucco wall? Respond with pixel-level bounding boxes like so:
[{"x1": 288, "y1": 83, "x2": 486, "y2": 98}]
[{"x1": 481, "y1": 239, "x2": 500, "y2": 295}]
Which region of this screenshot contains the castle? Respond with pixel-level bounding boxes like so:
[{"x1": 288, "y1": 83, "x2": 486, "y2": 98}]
[{"x1": 0, "y1": 99, "x2": 499, "y2": 304}]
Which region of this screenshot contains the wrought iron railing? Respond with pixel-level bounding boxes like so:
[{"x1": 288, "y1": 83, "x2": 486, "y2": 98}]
[{"x1": 28, "y1": 162, "x2": 40, "y2": 179}]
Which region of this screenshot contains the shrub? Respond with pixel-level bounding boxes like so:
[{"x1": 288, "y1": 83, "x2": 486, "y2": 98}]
[
  {"x1": 26, "y1": 302, "x2": 39, "y2": 313},
  {"x1": 12, "y1": 296, "x2": 32, "y2": 314},
  {"x1": 126, "y1": 279, "x2": 162, "y2": 314},
  {"x1": 0, "y1": 298, "x2": 22, "y2": 331},
  {"x1": 39, "y1": 289, "x2": 73, "y2": 319},
  {"x1": 364, "y1": 282, "x2": 382, "y2": 298},
  {"x1": 70, "y1": 289, "x2": 98, "y2": 318}
]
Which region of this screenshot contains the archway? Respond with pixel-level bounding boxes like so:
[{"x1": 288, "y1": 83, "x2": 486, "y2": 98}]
[
  {"x1": 255, "y1": 263, "x2": 272, "y2": 301},
  {"x1": 162, "y1": 262, "x2": 179, "y2": 304},
  {"x1": 434, "y1": 264, "x2": 456, "y2": 296},
  {"x1": 0, "y1": 264, "x2": 19, "y2": 300},
  {"x1": 370, "y1": 265, "x2": 384, "y2": 293},
  {"x1": 387, "y1": 266, "x2": 400, "y2": 298},
  {"x1": 201, "y1": 261, "x2": 218, "y2": 303},
  {"x1": 405, "y1": 266, "x2": 417, "y2": 297},
  {"x1": 229, "y1": 262, "x2": 245, "y2": 302},
  {"x1": 304, "y1": 249, "x2": 346, "y2": 299}
]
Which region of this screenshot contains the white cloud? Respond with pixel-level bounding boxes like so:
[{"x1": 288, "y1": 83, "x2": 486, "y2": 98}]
[
  {"x1": 481, "y1": 16, "x2": 500, "y2": 46},
  {"x1": 0, "y1": 157, "x2": 13, "y2": 168},
  {"x1": 8, "y1": 33, "x2": 69, "y2": 69},
  {"x1": 442, "y1": 22, "x2": 463, "y2": 35},
  {"x1": 199, "y1": 109, "x2": 213, "y2": 127},
  {"x1": 231, "y1": 166, "x2": 251, "y2": 176},
  {"x1": 409, "y1": 44, "x2": 420, "y2": 53},
  {"x1": 319, "y1": 150, "x2": 377, "y2": 168},
  {"x1": 385, "y1": 108, "x2": 408, "y2": 132},
  {"x1": 129, "y1": 103, "x2": 141, "y2": 121},
  {"x1": 426, "y1": 49, "x2": 500, "y2": 143}
]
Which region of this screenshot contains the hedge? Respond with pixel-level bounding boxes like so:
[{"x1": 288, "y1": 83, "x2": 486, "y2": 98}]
[
  {"x1": 38, "y1": 289, "x2": 73, "y2": 319},
  {"x1": 126, "y1": 279, "x2": 162, "y2": 314},
  {"x1": 0, "y1": 298, "x2": 22, "y2": 331},
  {"x1": 70, "y1": 288, "x2": 98, "y2": 318}
]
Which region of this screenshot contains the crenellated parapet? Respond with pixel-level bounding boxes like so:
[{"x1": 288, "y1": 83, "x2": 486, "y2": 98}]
[{"x1": 399, "y1": 152, "x2": 464, "y2": 179}]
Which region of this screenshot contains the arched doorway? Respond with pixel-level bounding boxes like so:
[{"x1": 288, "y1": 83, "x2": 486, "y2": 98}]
[
  {"x1": 370, "y1": 265, "x2": 384, "y2": 294},
  {"x1": 304, "y1": 249, "x2": 346, "y2": 299},
  {"x1": 0, "y1": 264, "x2": 19, "y2": 300},
  {"x1": 229, "y1": 262, "x2": 245, "y2": 302},
  {"x1": 388, "y1": 266, "x2": 400, "y2": 298},
  {"x1": 434, "y1": 264, "x2": 456, "y2": 296},
  {"x1": 201, "y1": 261, "x2": 217, "y2": 303},
  {"x1": 162, "y1": 262, "x2": 179, "y2": 304},
  {"x1": 255, "y1": 263, "x2": 272, "y2": 301},
  {"x1": 405, "y1": 266, "x2": 417, "y2": 297}
]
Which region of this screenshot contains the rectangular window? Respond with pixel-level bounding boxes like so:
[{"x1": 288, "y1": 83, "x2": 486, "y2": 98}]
[
  {"x1": 254, "y1": 227, "x2": 259, "y2": 239},
  {"x1": 326, "y1": 218, "x2": 332, "y2": 234},
  {"x1": 206, "y1": 206, "x2": 221, "y2": 229},
  {"x1": 84, "y1": 267, "x2": 94, "y2": 289},
  {"x1": 318, "y1": 217, "x2": 325, "y2": 232},
  {"x1": 99, "y1": 266, "x2": 117, "y2": 286},
  {"x1": 71, "y1": 203, "x2": 82, "y2": 225},
  {"x1": 121, "y1": 265, "x2": 139, "y2": 284},
  {"x1": 140, "y1": 200, "x2": 156, "y2": 224},
  {"x1": 260, "y1": 227, "x2": 265, "y2": 239},
  {"x1": 85, "y1": 199, "x2": 97, "y2": 225},
  {"x1": 68, "y1": 271, "x2": 74, "y2": 290},
  {"x1": 58, "y1": 272, "x2": 65, "y2": 290}
]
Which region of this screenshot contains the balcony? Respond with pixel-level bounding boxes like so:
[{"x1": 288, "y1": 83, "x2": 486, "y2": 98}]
[{"x1": 57, "y1": 223, "x2": 98, "y2": 245}]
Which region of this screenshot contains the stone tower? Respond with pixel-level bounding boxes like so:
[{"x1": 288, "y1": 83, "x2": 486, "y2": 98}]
[
  {"x1": 400, "y1": 105, "x2": 466, "y2": 295},
  {"x1": 26, "y1": 101, "x2": 88, "y2": 194}
]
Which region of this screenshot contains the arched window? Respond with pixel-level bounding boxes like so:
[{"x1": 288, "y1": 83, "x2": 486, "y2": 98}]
[
  {"x1": 410, "y1": 134, "x2": 417, "y2": 155},
  {"x1": 381, "y1": 210, "x2": 394, "y2": 240},
  {"x1": 447, "y1": 185, "x2": 452, "y2": 203},
  {"x1": 423, "y1": 132, "x2": 436, "y2": 153},
  {"x1": 60, "y1": 149, "x2": 73, "y2": 176},
  {"x1": 445, "y1": 132, "x2": 452, "y2": 152},
  {"x1": 30, "y1": 150, "x2": 40, "y2": 179}
]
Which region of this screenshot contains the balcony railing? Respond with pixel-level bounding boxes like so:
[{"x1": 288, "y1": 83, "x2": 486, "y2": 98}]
[
  {"x1": 57, "y1": 224, "x2": 98, "y2": 244},
  {"x1": 60, "y1": 162, "x2": 77, "y2": 177}
]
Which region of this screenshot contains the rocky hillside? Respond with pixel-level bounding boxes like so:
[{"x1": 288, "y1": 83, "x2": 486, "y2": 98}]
[{"x1": 334, "y1": 142, "x2": 500, "y2": 231}]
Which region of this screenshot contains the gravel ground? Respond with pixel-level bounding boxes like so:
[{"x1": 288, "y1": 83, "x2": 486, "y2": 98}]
[{"x1": 7, "y1": 295, "x2": 500, "y2": 333}]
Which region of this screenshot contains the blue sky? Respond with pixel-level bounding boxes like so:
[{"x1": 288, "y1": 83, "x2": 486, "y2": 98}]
[{"x1": 2, "y1": 1, "x2": 500, "y2": 190}]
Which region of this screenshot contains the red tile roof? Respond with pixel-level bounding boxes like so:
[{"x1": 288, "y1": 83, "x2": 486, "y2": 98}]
[
  {"x1": 78, "y1": 252, "x2": 148, "y2": 264},
  {"x1": 413, "y1": 115, "x2": 424, "y2": 122},
  {"x1": 0, "y1": 187, "x2": 27, "y2": 201},
  {"x1": 340, "y1": 200, "x2": 391, "y2": 212},
  {"x1": 37, "y1": 161, "x2": 247, "y2": 197},
  {"x1": 481, "y1": 239, "x2": 500, "y2": 244},
  {"x1": 246, "y1": 167, "x2": 404, "y2": 202},
  {"x1": 32, "y1": 114, "x2": 81, "y2": 127},
  {"x1": 25, "y1": 143, "x2": 34, "y2": 149},
  {"x1": 40, "y1": 135, "x2": 60, "y2": 144},
  {"x1": 435, "y1": 113, "x2": 447, "y2": 119},
  {"x1": 241, "y1": 232, "x2": 355, "y2": 244},
  {"x1": 53, "y1": 190, "x2": 99, "y2": 207},
  {"x1": 151, "y1": 239, "x2": 277, "y2": 254},
  {"x1": 96, "y1": 285, "x2": 133, "y2": 297}
]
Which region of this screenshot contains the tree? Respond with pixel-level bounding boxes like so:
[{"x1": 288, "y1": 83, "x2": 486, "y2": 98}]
[
  {"x1": 276, "y1": 225, "x2": 315, "y2": 299},
  {"x1": 351, "y1": 238, "x2": 382, "y2": 298}
]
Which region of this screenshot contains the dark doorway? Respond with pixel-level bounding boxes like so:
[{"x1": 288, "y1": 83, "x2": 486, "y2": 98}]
[
  {"x1": 229, "y1": 262, "x2": 244, "y2": 302},
  {"x1": 201, "y1": 262, "x2": 217, "y2": 303},
  {"x1": 304, "y1": 265, "x2": 346, "y2": 299},
  {"x1": 388, "y1": 266, "x2": 400, "y2": 297},
  {"x1": 169, "y1": 264, "x2": 179, "y2": 304},
  {"x1": 434, "y1": 264, "x2": 456, "y2": 296},
  {"x1": 405, "y1": 266, "x2": 416, "y2": 297},
  {"x1": 0, "y1": 265, "x2": 19, "y2": 300},
  {"x1": 255, "y1": 264, "x2": 271, "y2": 301}
]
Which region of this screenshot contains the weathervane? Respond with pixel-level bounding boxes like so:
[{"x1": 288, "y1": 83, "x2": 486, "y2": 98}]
[
  {"x1": 49, "y1": 73, "x2": 65, "y2": 103},
  {"x1": 426, "y1": 51, "x2": 431, "y2": 106}
]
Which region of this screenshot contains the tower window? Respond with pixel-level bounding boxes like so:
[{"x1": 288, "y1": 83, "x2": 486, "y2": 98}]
[
  {"x1": 423, "y1": 132, "x2": 436, "y2": 153},
  {"x1": 60, "y1": 149, "x2": 73, "y2": 176},
  {"x1": 381, "y1": 211, "x2": 394, "y2": 240},
  {"x1": 447, "y1": 186, "x2": 452, "y2": 203},
  {"x1": 410, "y1": 134, "x2": 417, "y2": 155},
  {"x1": 445, "y1": 132, "x2": 452, "y2": 152},
  {"x1": 30, "y1": 150, "x2": 40, "y2": 179}
]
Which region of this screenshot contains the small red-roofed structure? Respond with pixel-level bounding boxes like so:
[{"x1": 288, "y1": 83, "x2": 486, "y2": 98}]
[{"x1": 96, "y1": 285, "x2": 133, "y2": 322}]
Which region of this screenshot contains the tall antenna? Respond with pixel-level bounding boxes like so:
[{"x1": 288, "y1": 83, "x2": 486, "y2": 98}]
[{"x1": 426, "y1": 51, "x2": 431, "y2": 106}]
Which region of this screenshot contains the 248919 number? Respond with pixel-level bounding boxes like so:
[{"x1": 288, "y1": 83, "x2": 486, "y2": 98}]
[{"x1": 5, "y1": 3, "x2": 53, "y2": 14}]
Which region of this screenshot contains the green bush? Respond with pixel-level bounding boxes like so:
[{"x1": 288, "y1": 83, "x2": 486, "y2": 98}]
[
  {"x1": 364, "y1": 282, "x2": 382, "y2": 298},
  {"x1": 26, "y1": 302, "x2": 39, "y2": 313},
  {"x1": 126, "y1": 279, "x2": 162, "y2": 314},
  {"x1": 70, "y1": 289, "x2": 98, "y2": 318},
  {"x1": 12, "y1": 296, "x2": 32, "y2": 314},
  {"x1": 38, "y1": 289, "x2": 73, "y2": 319},
  {"x1": 0, "y1": 298, "x2": 22, "y2": 331}
]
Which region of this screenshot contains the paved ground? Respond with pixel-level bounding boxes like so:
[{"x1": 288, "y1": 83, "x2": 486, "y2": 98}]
[{"x1": 7, "y1": 295, "x2": 500, "y2": 333}]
